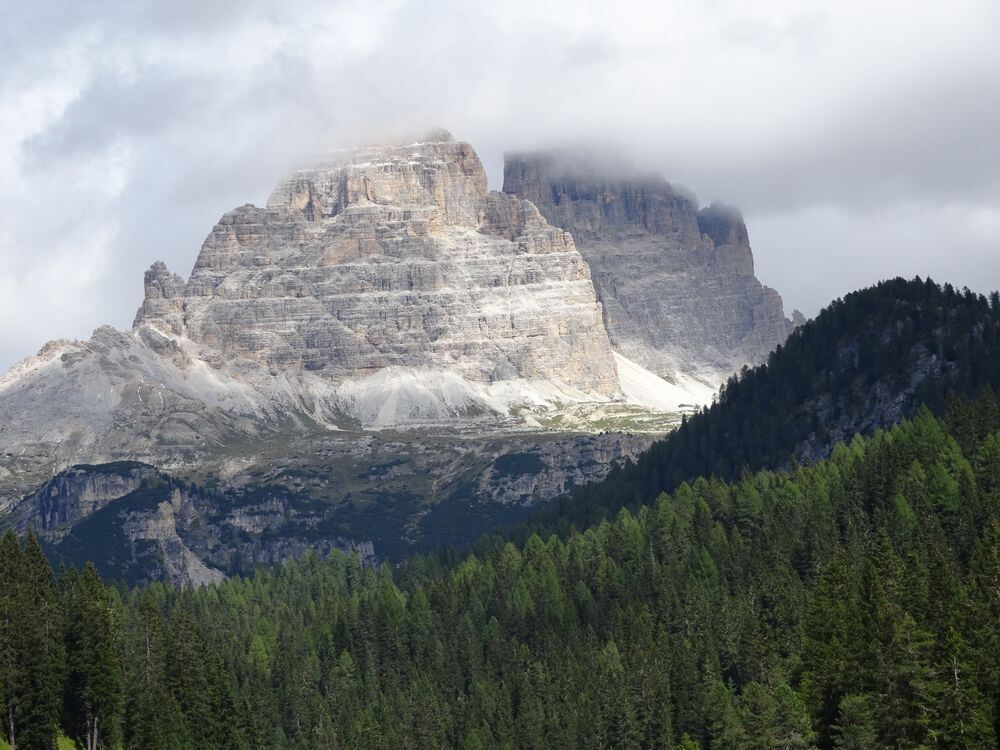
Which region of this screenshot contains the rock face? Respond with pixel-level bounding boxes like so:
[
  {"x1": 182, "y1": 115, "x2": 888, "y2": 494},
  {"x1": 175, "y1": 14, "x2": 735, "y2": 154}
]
[
  {"x1": 0, "y1": 131, "x2": 803, "y2": 582},
  {"x1": 27, "y1": 462, "x2": 374, "y2": 587},
  {"x1": 22, "y1": 434, "x2": 644, "y2": 585},
  {"x1": 0, "y1": 133, "x2": 676, "y2": 505},
  {"x1": 503, "y1": 151, "x2": 801, "y2": 383},
  {"x1": 136, "y1": 132, "x2": 618, "y2": 395},
  {"x1": 8, "y1": 462, "x2": 159, "y2": 535}
]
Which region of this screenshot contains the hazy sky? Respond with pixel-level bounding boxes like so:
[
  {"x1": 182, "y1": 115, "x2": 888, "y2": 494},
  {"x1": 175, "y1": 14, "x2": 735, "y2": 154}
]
[{"x1": 1, "y1": 0, "x2": 998, "y2": 372}]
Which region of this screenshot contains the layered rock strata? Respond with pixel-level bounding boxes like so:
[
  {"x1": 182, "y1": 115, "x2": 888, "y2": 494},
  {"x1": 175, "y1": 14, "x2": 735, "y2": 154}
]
[
  {"x1": 503, "y1": 151, "x2": 802, "y2": 383},
  {"x1": 0, "y1": 132, "x2": 804, "y2": 579},
  {"x1": 136, "y1": 133, "x2": 619, "y2": 394}
]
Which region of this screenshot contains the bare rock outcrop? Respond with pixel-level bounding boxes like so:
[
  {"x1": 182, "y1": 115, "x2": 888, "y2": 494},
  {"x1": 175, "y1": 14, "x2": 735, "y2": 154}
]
[
  {"x1": 0, "y1": 132, "x2": 806, "y2": 579},
  {"x1": 503, "y1": 151, "x2": 800, "y2": 384},
  {"x1": 137, "y1": 134, "x2": 619, "y2": 395},
  {"x1": 9, "y1": 461, "x2": 159, "y2": 535}
]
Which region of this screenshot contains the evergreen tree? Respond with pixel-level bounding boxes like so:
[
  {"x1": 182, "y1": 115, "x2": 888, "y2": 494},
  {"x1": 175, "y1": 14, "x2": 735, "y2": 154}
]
[
  {"x1": 63, "y1": 563, "x2": 123, "y2": 750},
  {"x1": 0, "y1": 532, "x2": 63, "y2": 750},
  {"x1": 19, "y1": 534, "x2": 64, "y2": 750},
  {"x1": 0, "y1": 530, "x2": 27, "y2": 750},
  {"x1": 124, "y1": 593, "x2": 189, "y2": 750},
  {"x1": 831, "y1": 694, "x2": 876, "y2": 750}
]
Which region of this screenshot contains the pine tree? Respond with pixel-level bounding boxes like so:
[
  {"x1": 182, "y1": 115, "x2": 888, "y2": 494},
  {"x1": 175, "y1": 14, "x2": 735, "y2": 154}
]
[
  {"x1": 0, "y1": 531, "x2": 26, "y2": 750},
  {"x1": 63, "y1": 563, "x2": 123, "y2": 750},
  {"x1": 19, "y1": 534, "x2": 64, "y2": 750},
  {"x1": 736, "y1": 681, "x2": 817, "y2": 750},
  {"x1": 166, "y1": 604, "x2": 230, "y2": 748},
  {"x1": 925, "y1": 624, "x2": 994, "y2": 746},
  {"x1": 592, "y1": 641, "x2": 640, "y2": 750},
  {"x1": 862, "y1": 541, "x2": 936, "y2": 747},
  {"x1": 969, "y1": 519, "x2": 1000, "y2": 744},
  {"x1": 0, "y1": 532, "x2": 63, "y2": 750},
  {"x1": 124, "y1": 592, "x2": 190, "y2": 750},
  {"x1": 831, "y1": 694, "x2": 876, "y2": 750}
]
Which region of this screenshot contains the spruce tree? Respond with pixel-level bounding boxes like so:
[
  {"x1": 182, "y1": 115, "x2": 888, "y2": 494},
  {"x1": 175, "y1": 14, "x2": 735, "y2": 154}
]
[
  {"x1": 0, "y1": 531, "x2": 26, "y2": 750},
  {"x1": 20, "y1": 534, "x2": 64, "y2": 750},
  {"x1": 124, "y1": 592, "x2": 188, "y2": 749},
  {"x1": 62, "y1": 563, "x2": 123, "y2": 750}
]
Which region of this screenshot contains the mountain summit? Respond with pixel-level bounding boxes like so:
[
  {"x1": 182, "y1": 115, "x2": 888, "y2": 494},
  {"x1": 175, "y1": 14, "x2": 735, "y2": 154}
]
[
  {"x1": 134, "y1": 134, "x2": 618, "y2": 396},
  {"x1": 503, "y1": 151, "x2": 802, "y2": 382},
  {"x1": 0, "y1": 133, "x2": 801, "y2": 572}
]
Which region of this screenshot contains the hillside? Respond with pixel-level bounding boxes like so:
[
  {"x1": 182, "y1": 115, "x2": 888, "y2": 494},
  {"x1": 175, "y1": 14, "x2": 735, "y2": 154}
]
[
  {"x1": 2, "y1": 393, "x2": 998, "y2": 748},
  {"x1": 527, "y1": 277, "x2": 1000, "y2": 533}
]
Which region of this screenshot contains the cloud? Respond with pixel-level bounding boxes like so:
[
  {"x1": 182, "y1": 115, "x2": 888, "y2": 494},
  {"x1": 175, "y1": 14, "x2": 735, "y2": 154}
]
[{"x1": 1, "y1": 0, "x2": 999, "y2": 371}]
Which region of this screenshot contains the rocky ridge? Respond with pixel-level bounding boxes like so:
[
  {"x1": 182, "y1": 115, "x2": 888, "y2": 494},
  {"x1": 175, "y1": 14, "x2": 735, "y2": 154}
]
[
  {"x1": 503, "y1": 151, "x2": 803, "y2": 385},
  {"x1": 12, "y1": 430, "x2": 648, "y2": 585}
]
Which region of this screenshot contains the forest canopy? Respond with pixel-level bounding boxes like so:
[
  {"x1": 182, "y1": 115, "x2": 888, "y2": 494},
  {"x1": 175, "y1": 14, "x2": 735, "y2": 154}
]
[{"x1": 2, "y1": 391, "x2": 999, "y2": 748}]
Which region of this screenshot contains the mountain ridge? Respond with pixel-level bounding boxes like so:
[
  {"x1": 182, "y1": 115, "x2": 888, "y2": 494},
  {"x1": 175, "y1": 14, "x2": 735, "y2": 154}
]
[{"x1": 520, "y1": 276, "x2": 1000, "y2": 535}]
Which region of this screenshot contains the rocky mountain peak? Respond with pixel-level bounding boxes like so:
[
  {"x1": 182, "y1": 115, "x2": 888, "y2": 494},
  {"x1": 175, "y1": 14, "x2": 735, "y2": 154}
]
[
  {"x1": 133, "y1": 261, "x2": 186, "y2": 333},
  {"x1": 502, "y1": 150, "x2": 695, "y2": 238},
  {"x1": 503, "y1": 150, "x2": 799, "y2": 381},
  {"x1": 132, "y1": 135, "x2": 619, "y2": 399},
  {"x1": 420, "y1": 126, "x2": 455, "y2": 143},
  {"x1": 696, "y1": 203, "x2": 750, "y2": 251},
  {"x1": 0, "y1": 133, "x2": 803, "y2": 501},
  {"x1": 0, "y1": 131, "x2": 806, "y2": 576},
  {"x1": 265, "y1": 137, "x2": 488, "y2": 226}
]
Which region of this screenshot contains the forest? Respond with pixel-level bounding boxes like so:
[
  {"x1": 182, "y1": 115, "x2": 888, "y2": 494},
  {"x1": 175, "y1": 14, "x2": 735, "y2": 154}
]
[
  {"x1": 527, "y1": 277, "x2": 1000, "y2": 535},
  {"x1": 2, "y1": 388, "x2": 999, "y2": 748}
]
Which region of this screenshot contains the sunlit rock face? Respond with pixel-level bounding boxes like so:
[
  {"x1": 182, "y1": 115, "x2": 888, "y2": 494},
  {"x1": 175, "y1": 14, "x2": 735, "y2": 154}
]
[
  {"x1": 136, "y1": 132, "x2": 619, "y2": 395},
  {"x1": 503, "y1": 151, "x2": 800, "y2": 385}
]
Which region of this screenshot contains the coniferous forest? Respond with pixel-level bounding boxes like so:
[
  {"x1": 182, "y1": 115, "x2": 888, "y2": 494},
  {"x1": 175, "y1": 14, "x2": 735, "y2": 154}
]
[
  {"x1": 528, "y1": 277, "x2": 1000, "y2": 536},
  {"x1": 2, "y1": 278, "x2": 1000, "y2": 749},
  {"x1": 1, "y1": 0, "x2": 998, "y2": 738},
  {"x1": 2, "y1": 391, "x2": 999, "y2": 748}
]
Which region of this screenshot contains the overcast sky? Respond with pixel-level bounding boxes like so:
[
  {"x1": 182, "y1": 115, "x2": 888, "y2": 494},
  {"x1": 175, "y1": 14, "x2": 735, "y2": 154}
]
[{"x1": 1, "y1": 0, "x2": 998, "y2": 372}]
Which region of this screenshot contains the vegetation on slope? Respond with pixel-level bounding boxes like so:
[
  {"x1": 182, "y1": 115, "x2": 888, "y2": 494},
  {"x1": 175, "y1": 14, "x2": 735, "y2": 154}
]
[
  {"x1": 526, "y1": 276, "x2": 1000, "y2": 534},
  {"x1": 2, "y1": 392, "x2": 999, "y2": 748}
]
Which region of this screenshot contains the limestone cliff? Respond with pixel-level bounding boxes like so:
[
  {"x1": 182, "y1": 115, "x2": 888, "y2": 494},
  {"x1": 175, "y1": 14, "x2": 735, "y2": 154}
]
[
  {"x1": 1, "y1": 134, "x2": 673, "y2": 498},
  {"x1": 503, "y1": 151, "x2": 801, "y2": 384},
  {"x1": 0, "y1": 133, "x2": 802, "y2": 579},
  {"x1": 136, "y1": 132, "x2": 618, "y2": 395}
]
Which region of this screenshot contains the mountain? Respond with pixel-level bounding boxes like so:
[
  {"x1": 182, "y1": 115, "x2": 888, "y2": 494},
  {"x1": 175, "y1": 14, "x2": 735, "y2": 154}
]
[
  {"x1": 0, "y1": 130, "x2": 801, "y2": 581},
  {"x1": 503, "y1": 151, "x2": 803, "y2": 384},
  {"x1": 135, "y1": 134, "x2": 620, "y2": 398},
  {"x1": 0, "y1": 132, "x2": 630, "y2": 467},
  {"x1": 13, "y1": 278, "x2": 995, "y2": 587},
  {"x1": 528, "y1": 277, "x2": 1000, "y2": 533}
]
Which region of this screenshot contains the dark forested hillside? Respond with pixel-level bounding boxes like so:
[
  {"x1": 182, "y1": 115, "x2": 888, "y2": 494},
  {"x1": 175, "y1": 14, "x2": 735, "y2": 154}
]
[
  {"x1": 2, "y1": 392, "x2": 999, "y2": 749},
  {"x1": 528, "y1": 277, "x2": 1000, "y2": 533}
]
